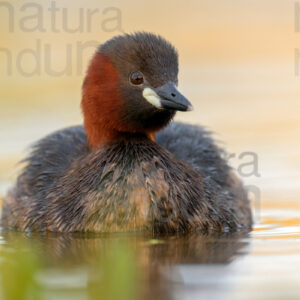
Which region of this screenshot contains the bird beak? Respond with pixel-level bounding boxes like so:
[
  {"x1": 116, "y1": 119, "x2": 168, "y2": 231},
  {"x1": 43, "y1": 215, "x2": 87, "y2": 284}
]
[
  {"x1": 155, "y1": 82, "x2": 193, "y2": 111},
  {"x1": 142, "y1": 82, "x2": 193, "y2": 112}
]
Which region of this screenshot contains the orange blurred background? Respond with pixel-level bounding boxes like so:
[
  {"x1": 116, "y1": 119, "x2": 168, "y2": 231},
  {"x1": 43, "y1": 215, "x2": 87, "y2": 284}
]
[{"x1": 0, "y1": 0, "x2": 300, "y2": 206}]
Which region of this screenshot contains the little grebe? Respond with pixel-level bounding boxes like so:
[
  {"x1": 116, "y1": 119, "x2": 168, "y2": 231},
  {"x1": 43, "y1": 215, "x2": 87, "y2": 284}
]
[{"x1": 2, "y1": 32, "x2": 252, "y2": 233}]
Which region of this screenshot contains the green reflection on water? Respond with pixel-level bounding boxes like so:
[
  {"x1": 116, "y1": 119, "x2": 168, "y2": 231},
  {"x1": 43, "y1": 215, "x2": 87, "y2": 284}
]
[
  {"x1": 0, "y1": 239, "x2": 41, "y2": 300},
  {"x1": 0, "y1": 231, "x2": 141, "y2": 300}
]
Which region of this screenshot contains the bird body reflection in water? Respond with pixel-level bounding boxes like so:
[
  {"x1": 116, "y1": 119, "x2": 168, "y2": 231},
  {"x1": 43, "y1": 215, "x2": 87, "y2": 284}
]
[{"x1": 0, "y1": 229, "x2": 250, "y2": 300}]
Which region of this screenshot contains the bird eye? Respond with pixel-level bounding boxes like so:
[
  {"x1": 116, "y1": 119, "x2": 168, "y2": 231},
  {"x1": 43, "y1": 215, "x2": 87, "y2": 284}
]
[{"x1": 130, "y1": 71, "x2": 144, "y2": 85}]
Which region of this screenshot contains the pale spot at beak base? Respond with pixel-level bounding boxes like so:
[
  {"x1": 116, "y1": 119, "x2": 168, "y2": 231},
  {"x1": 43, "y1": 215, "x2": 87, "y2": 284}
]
[{"x1": 142, "y1": 88, "x2": 162, "y2": 108}]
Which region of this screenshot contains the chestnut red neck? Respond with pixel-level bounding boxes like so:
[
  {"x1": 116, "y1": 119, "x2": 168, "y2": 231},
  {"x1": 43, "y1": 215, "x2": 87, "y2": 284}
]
[{"x1": 81, "y1": 52, "x2": 155, "y2": 149}]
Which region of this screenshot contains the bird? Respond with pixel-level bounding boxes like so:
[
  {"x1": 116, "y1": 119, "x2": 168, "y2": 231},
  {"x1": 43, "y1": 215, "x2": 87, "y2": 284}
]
[{"x1": 1, "y1": 32, "x2": 252, "y2": 233}]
